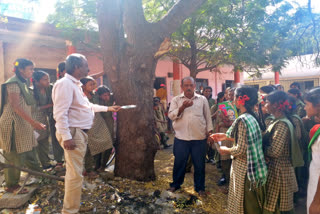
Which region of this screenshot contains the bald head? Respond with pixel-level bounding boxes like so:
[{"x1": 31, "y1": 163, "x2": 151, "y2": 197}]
[{"x1": 181, "y1": 76, "x2": 195, "y2": 86}]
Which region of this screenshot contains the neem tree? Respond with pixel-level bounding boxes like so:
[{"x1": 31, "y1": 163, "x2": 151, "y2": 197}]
[{"x1": 49, "y1": 0, "x2": 206, "y2": 181}]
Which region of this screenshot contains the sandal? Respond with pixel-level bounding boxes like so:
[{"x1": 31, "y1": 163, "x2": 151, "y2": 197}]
[{"x1": 54, "y1": 163, "x2": 64, "y2": 171}]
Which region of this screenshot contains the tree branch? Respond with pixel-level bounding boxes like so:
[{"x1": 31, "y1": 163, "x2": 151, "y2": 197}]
[
  {"x1": 0, "y1": 162, "x2": 64, "y2": 181},
  {"x1": 154, "y1": 0, "x2": 207, "y2": 38},
  {"x1": 123, "y1": 0, "x2": 151, "y2": 44},
  {"x1": 197, "y1": 65, "x2": 219, "y2": 73}
]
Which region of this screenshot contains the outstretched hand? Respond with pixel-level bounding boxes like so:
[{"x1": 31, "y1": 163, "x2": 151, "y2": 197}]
[
  {"x1": 209, "y1": 133, "x2": 227, "y2": 142},
  {"x1": 108, "y1": 106, "x2": 121, "y2": 112}
]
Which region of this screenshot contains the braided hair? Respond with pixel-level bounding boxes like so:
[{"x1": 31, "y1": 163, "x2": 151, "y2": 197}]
[
  {"x1": 96, "y1": 85, "x2": 111, "y2": 96},
  {"x1": 235, "y1": 86, "x2": 265, "y2": 131},
  {"x1": 287, "y1": 95, "x2": 297, "y2": 115},
  {"x1": 258, "y1": 99, "x2": 267, "y2": 131},
  {"x1": 80, "y1": 76, "x2": 94, "y2": 86},
  {"x1": 266, "y1": 90, "x2": 295, "y2": 127},
  {"x1": 32, "y1": 70, "x2": 48, "y2": 102},
  {"x1": 216, "y1": 91, "x2": 225, "y2": 103},
  {"x1": 260, "y1": 85, "x2": 275, "y2": 94},
  {"x1": 57, "y1": 62, "x2": 66, "y2": 79},
  {"x1": 288, "y1": 88, "x2": 304, "y2": 103}
]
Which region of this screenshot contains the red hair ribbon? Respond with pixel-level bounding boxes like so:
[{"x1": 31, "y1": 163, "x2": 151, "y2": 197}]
[
  {"x1": 238, "y1": 95, "x2": 250, "y2": 105},
  {"x1": 260, "y1": 94, "x2": 265, "y2": 105},
  {"x1": 278, "y1": 100, "x2": 290, "y2": 111}
]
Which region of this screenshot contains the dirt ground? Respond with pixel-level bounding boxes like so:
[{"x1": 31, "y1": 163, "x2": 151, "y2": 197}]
[{"x1": 0, "y1": 135, "x2": 307, "y2": 213}]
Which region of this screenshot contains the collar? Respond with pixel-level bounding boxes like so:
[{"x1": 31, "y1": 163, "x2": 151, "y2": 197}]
[
  {"x1": 65, "y1": 73, "x2": 82, "y2": 86},
  {"x1": 179, "y1": 92, "x2": 200, "y2": 99}
]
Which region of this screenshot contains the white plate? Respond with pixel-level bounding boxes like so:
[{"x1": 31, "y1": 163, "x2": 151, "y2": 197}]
[{"x1": 121, "y1": 105, "x2": 137, "y2": 109}]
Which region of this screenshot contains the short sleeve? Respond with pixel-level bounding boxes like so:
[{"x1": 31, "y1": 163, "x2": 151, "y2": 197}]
[{"x1": 6, "y1": 83, "x2": 20, "y2": 94}]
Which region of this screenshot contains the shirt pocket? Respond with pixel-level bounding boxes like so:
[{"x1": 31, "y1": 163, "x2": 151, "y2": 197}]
[{"x1": 192, "y1": 101, "x2": 204, "y2": 117}]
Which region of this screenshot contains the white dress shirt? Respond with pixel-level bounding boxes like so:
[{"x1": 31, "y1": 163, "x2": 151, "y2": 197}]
[
  {"x1": 52, "y1": 73, "x2": 109, "y2": 141},
  {"x1": 168, "y1": 93, "x2": 213, "y2": 141}
]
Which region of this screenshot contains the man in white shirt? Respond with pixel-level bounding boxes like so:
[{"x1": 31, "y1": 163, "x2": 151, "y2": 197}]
[
  {"x1": 52, "y1": 53, "x2": 120, "y2": 214},
  {"x1": 168, "y1": 77, "x2": 213, "y2": 196}
]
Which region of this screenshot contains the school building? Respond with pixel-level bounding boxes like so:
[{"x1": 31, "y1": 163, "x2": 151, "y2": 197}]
[{"x1": 0, "y1": 16, "x2": 244, "y2": 103}]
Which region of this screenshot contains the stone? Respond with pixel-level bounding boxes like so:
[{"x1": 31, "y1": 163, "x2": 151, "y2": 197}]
[
  {"x1": 160, "y1": 190, "x2": 184, "y2": 200},
  {"x1": 0, "y1": 187, "x2": 37, "y2": 209},
  {"x1": 155, "y1": 199, "x2": 164, "y2": 205},
  {"x1": 196, "y1": 199, "x2": 203, "y2": 206}
]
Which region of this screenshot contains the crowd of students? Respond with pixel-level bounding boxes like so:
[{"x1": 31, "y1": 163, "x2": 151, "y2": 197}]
[
  {"x1": 0, "y1": 58, "x2": 115, "y2": 194},
  {"x1": 2, "y1": 57, "x2": 320, "y2": 214},
  {"x1": 209, "y1": 82, "x2": 320, "y2": 214}
]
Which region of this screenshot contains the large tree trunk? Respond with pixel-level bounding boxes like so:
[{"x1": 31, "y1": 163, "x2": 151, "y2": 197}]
[
  {"x1": 114, "y1": 54, "x2": 159, "y2": 181},
  {"x1": 188, "y1": 18, "x2": 198, "y2": 80},
  {"x1": 97, "y1": 0, "x2": 206, "y2": 181}
]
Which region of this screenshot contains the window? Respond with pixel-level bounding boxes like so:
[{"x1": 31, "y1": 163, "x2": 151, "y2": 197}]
[
  {"x1": 247, "y1": 84, "x2": 259, "y2": 90},
  {"x1": 304, "y1": 81, "x2": 314, "y2": 91},
  {"x1": 196, "y1": 78, "x2": 208, "y2": 92}
]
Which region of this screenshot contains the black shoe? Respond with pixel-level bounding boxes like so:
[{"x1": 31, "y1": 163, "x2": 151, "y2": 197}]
[
  {"x1": 163, "y1": 144, "x2": 172, "y2": 149},
  {"x1": 218, "y1": 177, "x2": 227, "y2": 186}
]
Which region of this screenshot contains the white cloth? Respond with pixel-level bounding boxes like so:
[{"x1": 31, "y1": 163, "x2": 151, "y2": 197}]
[
  {"x1": 168, "y1": 93, "x2": 213, "y2": 141},
  {"x1": 307, "y1": 136, "x2": 320, "y2": 214},
  {"x1": 52, "y1": 74, "x2": 108, "y2": 141}
]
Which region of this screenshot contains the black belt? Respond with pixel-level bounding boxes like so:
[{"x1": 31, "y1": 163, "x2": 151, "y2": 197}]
[{"x1": 81, "y1": 129, "x2": 89, "y2": 133}]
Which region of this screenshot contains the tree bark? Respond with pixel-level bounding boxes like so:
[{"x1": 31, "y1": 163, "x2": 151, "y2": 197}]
[{"x1": 97, "y1": 0, "x2": 206, "y2": 181}]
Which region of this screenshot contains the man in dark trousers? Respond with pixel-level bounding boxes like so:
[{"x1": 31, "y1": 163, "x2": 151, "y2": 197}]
[{"x1": 168, "y1": 77, "x2": 213, "y2": 196}]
